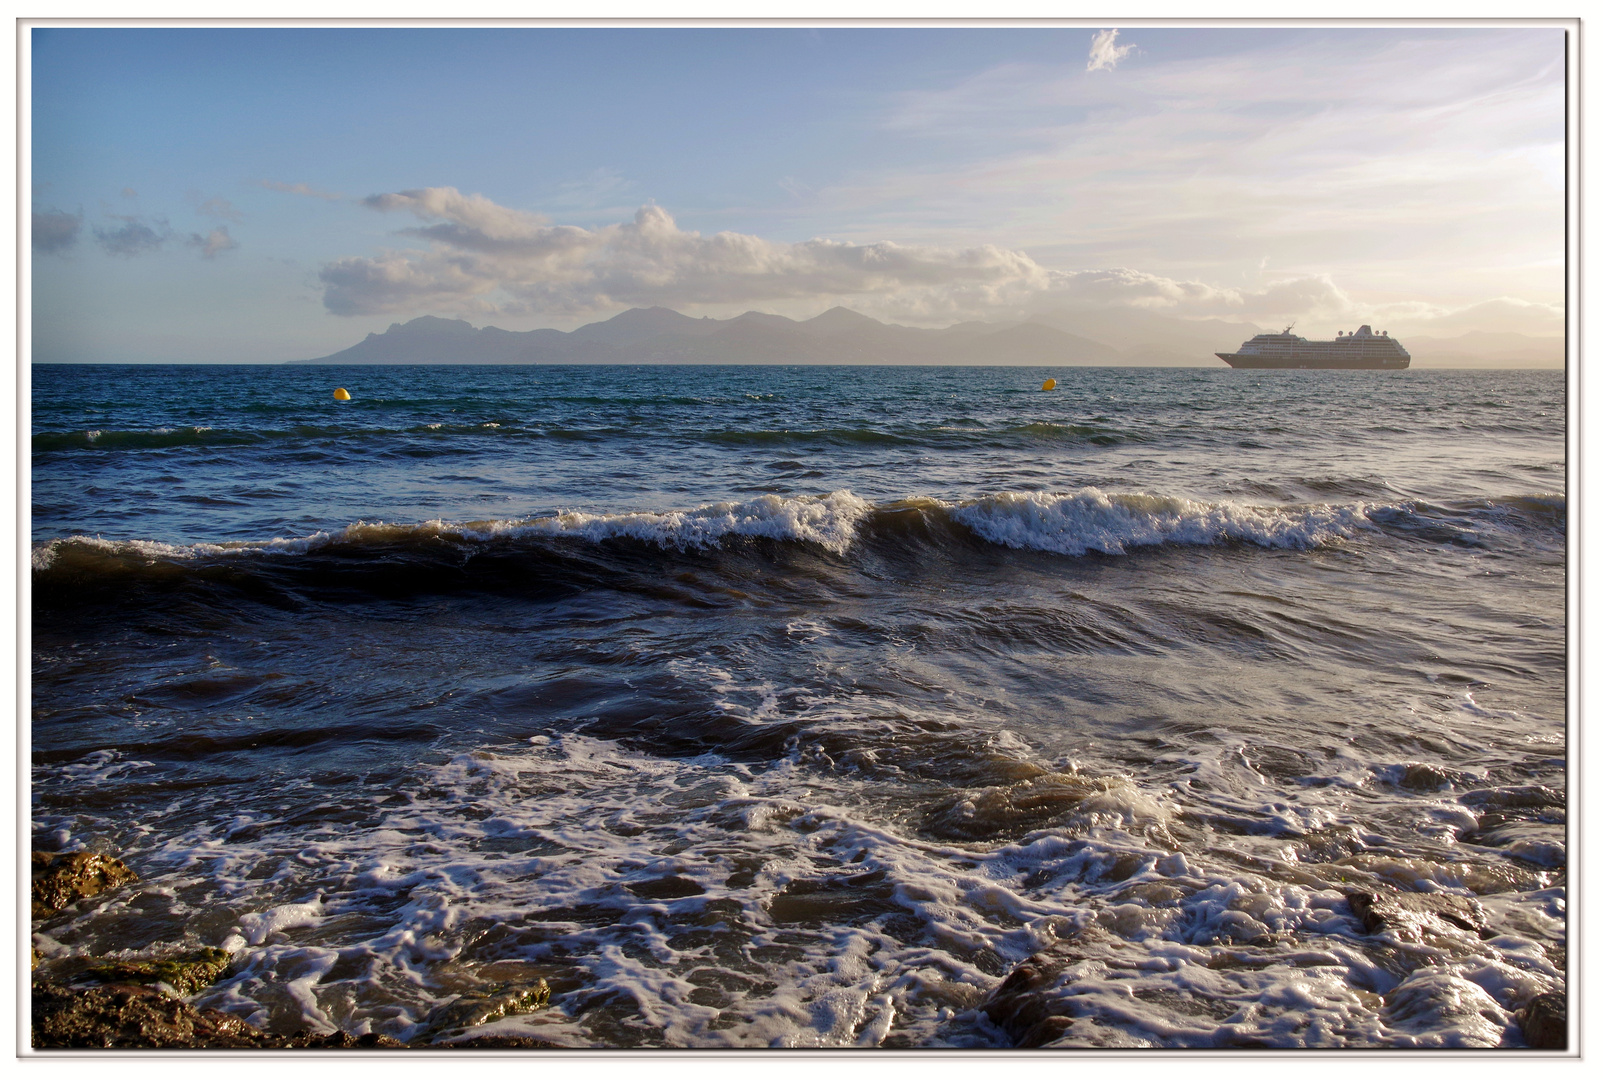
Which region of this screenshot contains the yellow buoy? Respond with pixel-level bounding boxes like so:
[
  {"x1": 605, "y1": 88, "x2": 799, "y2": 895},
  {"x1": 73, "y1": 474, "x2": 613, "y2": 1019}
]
[
  {"x1": 333, "y1": 387, "x2": 351, "y2": 401},
  {"x1": 1041, "y1": 378, "x2": 1057, "y2": 391}
]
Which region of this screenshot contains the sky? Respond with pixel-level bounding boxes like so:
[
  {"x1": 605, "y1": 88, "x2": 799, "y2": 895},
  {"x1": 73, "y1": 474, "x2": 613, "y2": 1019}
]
[{"x1": 29, "y1": 24, "x2": 1568, "y2": 363}]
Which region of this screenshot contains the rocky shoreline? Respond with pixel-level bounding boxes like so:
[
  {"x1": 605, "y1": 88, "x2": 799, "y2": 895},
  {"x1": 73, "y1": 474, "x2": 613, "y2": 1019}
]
[
  {"x1": 30, "y1": 848, "x2": 559, "y2": 1050},
  {"x1": 30, "y1": 845, "x2": 1568, "y2": 1050},
  {"x1": 980, "y1": 892, "x2": 1567, "y2": 1050}
]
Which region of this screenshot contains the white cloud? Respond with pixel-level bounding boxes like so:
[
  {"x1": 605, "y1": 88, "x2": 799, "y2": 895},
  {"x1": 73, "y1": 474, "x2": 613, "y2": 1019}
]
[
  {"x1": 320, "y1": 189, "x2": 1051, "y2": 318},
  {"x1": 188, "y1": 226, "x2": 239, "y2": 259},
  {"x1": 93, "y1": 215, "x2": 172, "y2": 257},
  {"x1": 1041, "y1": 267, "x2": 1353, "y2": 320},
  {"x1": 814, "y1": 29, "x2": 1564, "y2": 317},
  {"x1": 87, "y1": 212, "x2": 240, "y2": 261},
  {"x1": 312, "y1": 186, "x2": 1558, "y2": 335},
  {"x1": 1086, "y1": 29, "x2": 1135, "y2": 73}
]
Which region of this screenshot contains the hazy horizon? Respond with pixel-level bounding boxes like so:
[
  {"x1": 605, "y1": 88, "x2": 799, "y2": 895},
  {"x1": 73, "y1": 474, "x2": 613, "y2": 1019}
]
[
  {"x1": 31, "y1": 25, "x2": 1567, "y2": 365},
  {"x1": 29, "y1": 302, "x2": 1565, "y2": 369}
]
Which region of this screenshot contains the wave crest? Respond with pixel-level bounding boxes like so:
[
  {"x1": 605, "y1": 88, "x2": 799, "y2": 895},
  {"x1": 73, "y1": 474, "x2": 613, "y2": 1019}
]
[
  {"x1": 495, "y1": 490, "x2": 872, "y2": 555},
  {"x1": 948, "y1": 489, "x2": 1373, "y2": 556},
  {"x1": 32, "y1": 491, "x2": 876, "y2": 571},
  {"x1": 46, "y1": 486, "x2": 1540, "y2": 578}
]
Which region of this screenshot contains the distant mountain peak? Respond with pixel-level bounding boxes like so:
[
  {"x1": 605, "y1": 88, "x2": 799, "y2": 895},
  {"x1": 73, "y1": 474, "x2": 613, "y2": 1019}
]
[
  {"x1": 805, "y1": 306, "x2": 878, "y2": 327},
  {"x1": 383, "y1": 315, "x2": 478, "y2": 336},
  {"x1": 606, "y1": 306, "x2": 695, "y2": 324}
]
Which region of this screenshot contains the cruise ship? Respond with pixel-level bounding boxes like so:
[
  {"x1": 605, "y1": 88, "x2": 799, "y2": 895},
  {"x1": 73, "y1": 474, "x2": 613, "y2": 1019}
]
[{"x1": 1216, "y1": 324, "x2": 1410, "y2": 369}]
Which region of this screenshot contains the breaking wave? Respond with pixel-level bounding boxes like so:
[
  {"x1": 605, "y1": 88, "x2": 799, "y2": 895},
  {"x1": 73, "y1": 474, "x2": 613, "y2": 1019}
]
[
  {"x1": 31, "y1": 489, "x2": 1564, "y2": 587},
  {"x1": 948, "y1": 490, "x2": 1372, "y2": 556}
]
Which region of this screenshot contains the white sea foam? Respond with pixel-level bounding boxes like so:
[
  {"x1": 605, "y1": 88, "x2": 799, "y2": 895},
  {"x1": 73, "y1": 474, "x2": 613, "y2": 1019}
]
[
  {"x1": 31, "y1": 666, "x2": 1548, "y2": 1050},
  {"x1": 33, "y1": 656, "x2": 1566, "y2": 1050},
  {"x1": 180, "y1": 728, "x2": 1555, "y2": 1047},
  {"x1": 237, "y1": 898, "x2": 326, "y2": 946},
  {"x1": 948, "y1": 488, "x2": 1374, "y2": 556},
  {"x1": 507, "y1": 490, "x2": 873, "y2": 555}
]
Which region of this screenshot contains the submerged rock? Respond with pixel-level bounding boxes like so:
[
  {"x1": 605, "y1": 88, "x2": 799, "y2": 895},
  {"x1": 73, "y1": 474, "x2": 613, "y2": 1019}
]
[
  {"x1": 1346, "y1": 889, "x2": 1486, "y2": 936},
  {"x1": 415, "y1": 980, "x2": 553, "y2": 1043},
  {"x1": 32, "y1": 850, "x2": 138, "y2": 918},
  {"x1": 80, "y1": 947, "x2": 233, "y2": 996},
  {"x1": 627, "y1": 875, "x2": 705, "y2": 899},
  {"x1": 1520, "y1": 992, "x2": 1565, "y2": 1049}
]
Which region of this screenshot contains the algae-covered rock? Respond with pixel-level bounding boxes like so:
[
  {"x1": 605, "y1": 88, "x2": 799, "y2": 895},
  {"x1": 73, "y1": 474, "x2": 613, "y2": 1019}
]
[
  {"x1": 32, "y1": 850, "x2": 139, "y2": 918},
  {"x1": 35, "y1": 981, "x2": 416, "y2": 1049},
  {"x1": 416, "y1": 980, "x2": 552, "y2": 1043},
  {"x1": 33, "y1": 978, "x2": 562, "y2": 1050},
  {"x1": 32, "y1": 981, "x2": 282, "y2": 1049},
  {"x1": 81, "y1": 947, "x2": 233, "y2": 996}
]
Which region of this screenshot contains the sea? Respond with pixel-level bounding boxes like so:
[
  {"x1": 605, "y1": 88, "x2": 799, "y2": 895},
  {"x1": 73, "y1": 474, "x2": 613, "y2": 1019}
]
[{"x1": 30, "y1": 362, "x2": 1568, "y2": 1049}]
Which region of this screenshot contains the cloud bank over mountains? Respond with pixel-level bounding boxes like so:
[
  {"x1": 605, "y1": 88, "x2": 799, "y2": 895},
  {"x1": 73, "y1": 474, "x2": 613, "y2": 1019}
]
[
  {"x1": 320, "y1": 190, "x2": 1048, "y2": 319},
  {"x1": 315, "y1": 187, "x2": 1561, "y2": 337}
]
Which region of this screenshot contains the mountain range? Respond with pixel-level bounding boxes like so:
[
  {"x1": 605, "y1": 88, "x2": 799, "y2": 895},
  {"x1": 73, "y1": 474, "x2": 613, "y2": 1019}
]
[{"x1": 297, "y1": 306, "x2": 1564, "y2": 368}]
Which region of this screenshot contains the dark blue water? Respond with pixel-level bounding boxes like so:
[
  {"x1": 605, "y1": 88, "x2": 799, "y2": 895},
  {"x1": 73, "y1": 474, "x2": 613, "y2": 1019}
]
[{"x1": 31, "y1": 364, "x2": 1566, "y2": 1048}]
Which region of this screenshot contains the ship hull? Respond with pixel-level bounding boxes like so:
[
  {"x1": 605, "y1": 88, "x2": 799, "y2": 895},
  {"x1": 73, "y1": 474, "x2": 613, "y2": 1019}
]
[{"x1": 1216, "y1": 353, "x2": 1409, "y2": 370}]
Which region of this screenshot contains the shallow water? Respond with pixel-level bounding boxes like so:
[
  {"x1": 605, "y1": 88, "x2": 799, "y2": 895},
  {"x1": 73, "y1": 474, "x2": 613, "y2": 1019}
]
[{"x1": 31, "y1": 363, "x2": 1566, "y2": 1047}]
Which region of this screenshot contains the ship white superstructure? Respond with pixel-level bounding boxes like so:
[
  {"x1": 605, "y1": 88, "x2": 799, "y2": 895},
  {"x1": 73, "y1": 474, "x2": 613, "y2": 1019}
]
[{"x1": 1216, "y1": 325, "x2": 1410, "y2": 369}]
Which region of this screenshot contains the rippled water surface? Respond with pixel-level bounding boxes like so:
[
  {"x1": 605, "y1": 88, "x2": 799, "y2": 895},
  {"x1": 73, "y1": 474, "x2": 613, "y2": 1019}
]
[{"x1": 32, "y1": 363, "x2": 1566, "y2": 1048}]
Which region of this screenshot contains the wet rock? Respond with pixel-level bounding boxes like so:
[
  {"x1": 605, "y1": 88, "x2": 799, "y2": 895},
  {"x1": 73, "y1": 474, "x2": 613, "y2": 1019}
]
[
  {"x1": 627, "y1": 875, "x2": 705, "y2": 899},
  {"x1": 285, "y1": 1029, "x2": 407, "y2": 1048},
  {"x1": 1459, "y1": 785, "x2": 1564, "y2": 811},
  {"x1": 415, "y1": 980, "x2": 552, "y2": 1043},
  {"x1": 1396, "y1": 763, "x2": 1460, "y2": 791},
  {"x1": 32, "y1": 981, "x2": 501, "y2": 1049},
  {"x1": 32, "y1": 981, "x2": 282, "y2": 1048},
  {"x1": 1520, "y1": 992, "x2": 1565, "y2": 1049},
  {"x1": 32, "y1": 850, "x2": 138, "y2": 918},
  {"x1": 1346, "y1": 889, "x2": 1485, "y2": 935},
  {"x1": 981, "y1": 929, "x2": 1106, "y2": 1047},
  {"x1": 79, "y1": 947, "x2": 232, "y2": 996},
  {"x1": 924, "y1": 773, "x2": 1104, "y2": 842},
  {"x1": 767, "y1": 870, "x2": 898, "y2": 925}
]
